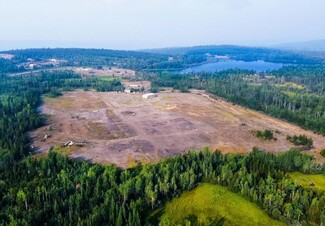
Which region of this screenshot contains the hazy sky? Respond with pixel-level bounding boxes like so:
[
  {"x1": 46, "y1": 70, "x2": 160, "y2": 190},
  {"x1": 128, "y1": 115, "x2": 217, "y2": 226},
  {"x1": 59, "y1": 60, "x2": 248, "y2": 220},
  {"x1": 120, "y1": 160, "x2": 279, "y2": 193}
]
[{"x1": 0, "y1": 0, "x2": 325, "y2": 50}]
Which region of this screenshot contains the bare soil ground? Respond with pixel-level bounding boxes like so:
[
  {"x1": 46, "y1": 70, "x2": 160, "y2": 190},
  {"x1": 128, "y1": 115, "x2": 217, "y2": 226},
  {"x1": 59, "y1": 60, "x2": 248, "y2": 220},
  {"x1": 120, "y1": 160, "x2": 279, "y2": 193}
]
[
  {"x1": 122, "y1": 81, "x2": 151, "y2": 90},
  {"x1": 74, "y1": 67, "x2": 135, "y2": 78},
  {"x1": 30, "y1": 90, "x2": 325, "y2": 168},
  {"x1": 0, "y1": 54, "x2": 15, "y2": 60}
]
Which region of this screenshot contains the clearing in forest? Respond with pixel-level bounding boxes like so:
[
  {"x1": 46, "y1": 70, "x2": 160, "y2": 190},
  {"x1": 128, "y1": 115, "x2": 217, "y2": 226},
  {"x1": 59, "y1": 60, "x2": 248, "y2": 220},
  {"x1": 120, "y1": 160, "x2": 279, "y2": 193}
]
[
  {"x1": 30, "y1": 90, "x2": 325, "y2": 167},
  {"x1": 148, "y1": 183, "x2": 285, "y2": 226},
  {"x1": 73, "y1": 67, "x2": 135, "y2": 78},
  {"x1": 288, "y1": 172, "x2": 325, "y2": 192}
]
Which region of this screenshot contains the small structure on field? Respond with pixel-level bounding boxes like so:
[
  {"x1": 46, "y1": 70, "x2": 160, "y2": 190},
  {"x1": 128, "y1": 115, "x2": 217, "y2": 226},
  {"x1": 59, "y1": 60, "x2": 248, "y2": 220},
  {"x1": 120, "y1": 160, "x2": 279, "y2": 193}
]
[
  {"x1": 142, "y1": 93, "x2": 156, "y2": 99},
  {"x1": 64, "y1": 141, "x2": 74, "y2": 147},
  {"x1": 124, "y1": 89, "x2": 131, "y2": 93}
]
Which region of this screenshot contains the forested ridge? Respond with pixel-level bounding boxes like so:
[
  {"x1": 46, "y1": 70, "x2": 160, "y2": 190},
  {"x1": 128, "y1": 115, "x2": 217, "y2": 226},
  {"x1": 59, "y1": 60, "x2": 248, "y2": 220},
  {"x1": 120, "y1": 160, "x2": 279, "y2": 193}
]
[
  {"x1": 143, "y1": 45, "x2": 323, "y2": 64},
  {"x1": 0, "y1": 59, "x2": 24, "y2": 74},
  {"x1": 2, "y1": 46, "x2": 323, "y2": 74},
  {"x1": 1, "y1": 61, "x2": 325, "y2": 225},
  {"x1": 147, "y1": 65, "x2": 325, "y2": 134},
  {"x1": 3, "y1": 147, "x2": 325, "y2": 225},
  {"x1": 0, "y1": 49, "x2": 198, "y2": 71}
]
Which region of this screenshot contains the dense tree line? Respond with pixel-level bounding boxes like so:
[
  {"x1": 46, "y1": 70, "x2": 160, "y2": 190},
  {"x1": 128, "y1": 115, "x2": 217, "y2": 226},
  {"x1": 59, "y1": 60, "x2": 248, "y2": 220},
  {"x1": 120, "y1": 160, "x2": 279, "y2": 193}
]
[
  {"x1": 2, "y1": 47, "x2": 323, "y2": 75},
  {"x1": 1, "y1": 147, "x2": 325, "y2": 225},
  {"x1": 271, "y1": 65, "x2": 325, "y2": 94},
  {"x1": 0, "y1": 59, "x2": 24, "y2": 73},
  {"x1": 0, "y1": 71, "x2": 123, "y2": 167},
  {"x1": 1, "y1": 66, "x2": 325, "y2": 225},
  {"x1": 149, "y1": 65, "x2": 325, "y2": 134},
  {"x1": 0, "y1": 49, "x2": 186, "y2": 71},
  {"x1": 144, "y1": 45, "x2": 323, "y2": 64}
]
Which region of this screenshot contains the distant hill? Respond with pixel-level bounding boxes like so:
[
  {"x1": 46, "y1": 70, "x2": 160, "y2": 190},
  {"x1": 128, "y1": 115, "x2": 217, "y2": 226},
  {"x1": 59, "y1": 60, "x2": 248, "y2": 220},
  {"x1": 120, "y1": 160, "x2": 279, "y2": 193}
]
[
  {"x1": 143, "y1": 45, "x2": 322, "y2": 64},
  {"x1": 276, "y1": 39, "x2": 325, "y2": 51}
]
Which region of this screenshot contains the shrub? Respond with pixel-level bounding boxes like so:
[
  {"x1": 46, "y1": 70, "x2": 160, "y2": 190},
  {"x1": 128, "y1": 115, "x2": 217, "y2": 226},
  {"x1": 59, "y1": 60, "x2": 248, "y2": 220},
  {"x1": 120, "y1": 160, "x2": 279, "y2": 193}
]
[
  {"x1": 255, "y1": 130, "x2": 275, "y2": 141},
  {"x1": 320, "y1": 149, "x2": 325, "y2": 158},
  {"x1": 286, "y1": 135, "x2": 313, "y2": 149}
]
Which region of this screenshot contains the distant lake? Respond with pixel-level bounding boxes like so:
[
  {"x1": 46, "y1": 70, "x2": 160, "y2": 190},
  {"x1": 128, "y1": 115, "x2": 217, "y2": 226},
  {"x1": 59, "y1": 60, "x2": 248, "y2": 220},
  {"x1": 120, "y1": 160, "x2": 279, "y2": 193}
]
[{"x1": 180, "y1": 60, "x2": 285, "y2": 74}]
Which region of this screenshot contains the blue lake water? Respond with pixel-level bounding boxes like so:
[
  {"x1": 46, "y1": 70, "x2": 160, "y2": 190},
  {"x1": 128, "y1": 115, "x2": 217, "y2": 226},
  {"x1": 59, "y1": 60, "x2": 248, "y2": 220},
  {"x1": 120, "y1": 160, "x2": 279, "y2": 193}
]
[{"x1": 180, "y1": 60, "x2": 285, "y2": 74}]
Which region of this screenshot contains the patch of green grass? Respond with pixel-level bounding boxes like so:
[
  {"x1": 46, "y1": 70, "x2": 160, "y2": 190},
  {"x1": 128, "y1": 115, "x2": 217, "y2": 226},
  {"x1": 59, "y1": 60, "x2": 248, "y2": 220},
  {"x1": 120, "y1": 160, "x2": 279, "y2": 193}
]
[
  {"x1": 249, "y1": 83, "x2": 262, "y2": 86},
  {"x1": 100, "y1": 76, "x2": 119, "y2": 81},
  {"x1": 278, "y1": 83, "x2": 305, "y2": 90},
  {"x1": 288, "y1": 172, "x2": 325, "y2": 192},
  {"x1": 51, "y1": 145, "x2": 78, "y2": 156},
  {"x1": 149, "y1": 183, "x2": 284, "y2": 226},
  {"x1": 282, "y1": 91, "x2": 298, "y2": 97}
]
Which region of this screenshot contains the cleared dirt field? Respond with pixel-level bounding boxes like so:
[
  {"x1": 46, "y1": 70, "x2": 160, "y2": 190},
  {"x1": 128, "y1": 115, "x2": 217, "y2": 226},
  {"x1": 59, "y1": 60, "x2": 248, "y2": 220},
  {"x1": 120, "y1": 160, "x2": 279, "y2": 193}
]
[
  {"x1": 74, "y1": 67, "x2": 135, "y2": 77},
  {"x1": 0, "y1": 54, "x2": 15, "y2": 60},
  {"x1": 30, "y1": 90, "x2": 325, "y2": 167},
  {"x1": 122, "y1": 81, "x2": 151, "y2": 91}
]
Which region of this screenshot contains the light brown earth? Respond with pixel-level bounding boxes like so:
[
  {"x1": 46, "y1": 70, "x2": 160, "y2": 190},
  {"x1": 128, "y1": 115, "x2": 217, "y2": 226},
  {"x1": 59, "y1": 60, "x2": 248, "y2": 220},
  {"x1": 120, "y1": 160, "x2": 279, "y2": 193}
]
[
  {"x1": 122, "y1": 80, "x2": 151, "y2": 92},
  {"x1": 0, "y1": 54, "x2": 15, "y2": 60},
  {"x1": 30, "y1": 90, "x2": 325, "y2": 168},
  {"x1": 74, "y1": 67, "x2": 135, "y2": 78}
]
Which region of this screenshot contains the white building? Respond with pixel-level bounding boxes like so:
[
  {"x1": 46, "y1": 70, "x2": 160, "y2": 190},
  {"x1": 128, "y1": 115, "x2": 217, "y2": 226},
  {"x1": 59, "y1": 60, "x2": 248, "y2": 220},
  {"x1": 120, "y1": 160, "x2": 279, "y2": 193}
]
[
  {"x1": 29, "y1": 64, "x2": 36, "y2": 70},
  {"x1": 124, "y1": 89, "x2": 131, "y2": 93},
  {"x1": 142, "y1": 93, "x2": 156, "y2": 99}
]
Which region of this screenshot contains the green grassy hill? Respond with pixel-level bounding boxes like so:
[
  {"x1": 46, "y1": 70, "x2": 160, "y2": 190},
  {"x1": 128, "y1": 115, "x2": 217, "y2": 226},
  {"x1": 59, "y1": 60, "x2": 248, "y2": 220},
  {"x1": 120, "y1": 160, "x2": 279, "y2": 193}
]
[
  {"x1": 148, "y1": 183, "x2": 285, "y2": 226},
  {"x1": 288, "y1": 172, "x2": 325, "y2": 192}
]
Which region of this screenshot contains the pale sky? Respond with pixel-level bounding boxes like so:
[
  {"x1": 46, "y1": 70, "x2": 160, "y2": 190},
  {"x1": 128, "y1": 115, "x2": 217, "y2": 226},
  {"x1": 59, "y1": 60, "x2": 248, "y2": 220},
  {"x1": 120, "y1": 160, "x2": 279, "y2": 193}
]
[{"x1": 0, "y1": 0, "x2": 325, "y2": 50}]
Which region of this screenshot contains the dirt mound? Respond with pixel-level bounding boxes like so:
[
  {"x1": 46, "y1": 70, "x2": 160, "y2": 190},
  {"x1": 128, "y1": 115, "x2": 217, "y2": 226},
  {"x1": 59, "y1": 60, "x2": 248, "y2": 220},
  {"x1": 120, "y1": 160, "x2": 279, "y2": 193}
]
[{"x1": 121, "y1": 111, "x2": 137, "y2": 116}]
